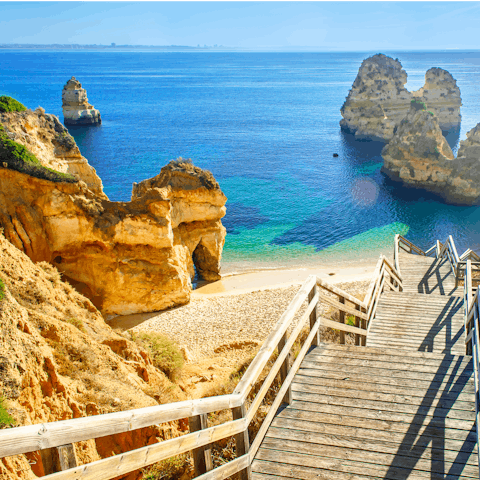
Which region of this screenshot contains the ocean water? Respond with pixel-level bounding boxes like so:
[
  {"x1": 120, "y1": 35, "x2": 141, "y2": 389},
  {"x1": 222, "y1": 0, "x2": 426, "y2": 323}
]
[{"x1": 2, "y1": 50, "x2": 480, "y2": 274}]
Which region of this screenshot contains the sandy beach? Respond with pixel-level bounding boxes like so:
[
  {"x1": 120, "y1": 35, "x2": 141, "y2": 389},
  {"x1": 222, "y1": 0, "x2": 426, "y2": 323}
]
[{"x1": 109, "y1": 262, "x2": 376, "y2": 361}]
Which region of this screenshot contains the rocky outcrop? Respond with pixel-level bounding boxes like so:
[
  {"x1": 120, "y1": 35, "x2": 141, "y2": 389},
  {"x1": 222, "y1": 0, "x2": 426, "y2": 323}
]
[
  {"x1": 382, "y1": 101, "x2": 480, "y2": 204},
  {"x1": 340, "y1": 54, "x2": 462, "y2": 141},
  {"x1": 0, "y1": 233, "x2": 186, "y2": 479},
  {"x1": 412, "y1": 68, "x2": 462, "y2": 130},
  {"x1": 62, "y1": 77, "x2": 101, "y2": 126},
  {"x1": 0, "y1": 158, "x2": 226, "y2": 316},
  {"x1": 340, "y1": 54, "x2": 412, "y2": 141},
  {"x1": 0, "y1": 108, "x2": 105, "y2": 196}
]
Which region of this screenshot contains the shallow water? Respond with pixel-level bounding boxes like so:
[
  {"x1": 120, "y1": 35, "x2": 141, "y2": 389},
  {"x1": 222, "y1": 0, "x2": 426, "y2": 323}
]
[{"x1": 2, "y1": 50, "x2": 480, "y2": 273}]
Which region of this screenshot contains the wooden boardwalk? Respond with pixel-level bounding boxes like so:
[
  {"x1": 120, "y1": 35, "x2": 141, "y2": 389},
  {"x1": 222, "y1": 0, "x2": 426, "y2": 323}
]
[{"x1": 251, "y1": 252, "x2": 478, "y2": 479}]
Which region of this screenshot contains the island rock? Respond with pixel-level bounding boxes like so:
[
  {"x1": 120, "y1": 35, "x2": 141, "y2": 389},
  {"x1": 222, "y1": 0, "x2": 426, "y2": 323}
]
[
  {"x1": 381, "y1": 101, "x2": 480, "y2": 204},
  {"x1": 341, "y1": 54, "x2": 462, "y2": 141},
  {"x1": 0, "y1": 107, "x2": 105, "y2": 196},
  {"x1": 412, "y1": 67, "x2": 462, "y2": 130},
  {"x1": 62, "y1": 76, "x2": 101, "y2": 126},
  {"x1": 340, "y1": 54, "x2": 412, "y2": 141}
]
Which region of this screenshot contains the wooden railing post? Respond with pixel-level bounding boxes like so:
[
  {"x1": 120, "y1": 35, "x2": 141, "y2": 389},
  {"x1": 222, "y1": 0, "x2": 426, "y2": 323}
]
[
  {"x1": 40, "y1": 443, "x2": 77, "y2": 474},
  {"x1": 189, "y1": 414, "x2": 213, "y2": 476},
  {"x1": 339, "y1": 296, "x2": 345, "y2": 344},
  {"x1": 232, "y1": 405, "x2": 252, "y2": 480},
  {"x1": 278, "y1": 333, "x2": 292, "y2": 404},
  {"x1": 308, "y1": 284, "x2": 320, "y2": 346},
  {"x1": 355, "y1": 304, "x2": 361, "y2": 346}
]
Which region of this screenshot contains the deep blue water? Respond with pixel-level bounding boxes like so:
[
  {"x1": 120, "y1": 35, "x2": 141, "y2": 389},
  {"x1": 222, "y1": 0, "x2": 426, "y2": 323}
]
[{"x1": 2, "y1": 50, "x2": 480, "y2": 272}]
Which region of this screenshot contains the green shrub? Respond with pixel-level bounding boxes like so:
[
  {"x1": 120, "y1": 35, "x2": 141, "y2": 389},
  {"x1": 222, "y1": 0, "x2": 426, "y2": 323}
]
[
  {"x1": 427, "y1": 111, "x2": 435, "y2": 116},
  {"x1": 66, "y1": 318, "x2": 86, "y2": 333},
  {"x1": 346, "y1": 315, "x2": 356, "y2": 326},
  {"x1": 0, "y1": 396, "x2": 14, "y2": 428},
  {"x1": 132, "y1": 332, "x2": 184, "y2": 380},
  {"x1": 0, "y1": 96, "x2": 26, "y2": 113},
  {"x1": 0, "y1": 125, "x2": 77, "y2": 183},
  {"x1": 0, "y1": 277, "x2": 4, "y2": 301},
  {"x1": 411, "y1": 98, "x2": 427, "y2": 112}
]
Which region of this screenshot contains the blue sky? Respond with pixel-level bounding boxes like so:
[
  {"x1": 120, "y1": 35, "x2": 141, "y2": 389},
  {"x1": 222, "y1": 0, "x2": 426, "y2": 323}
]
[{"x1": 1, "y1": 2, "x2": 480, "y2": 50}]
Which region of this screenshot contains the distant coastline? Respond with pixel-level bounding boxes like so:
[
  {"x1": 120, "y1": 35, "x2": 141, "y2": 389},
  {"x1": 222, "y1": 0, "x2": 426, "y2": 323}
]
[{"x1": 3, "y1": 44, "x2": 479, "y2": 53}]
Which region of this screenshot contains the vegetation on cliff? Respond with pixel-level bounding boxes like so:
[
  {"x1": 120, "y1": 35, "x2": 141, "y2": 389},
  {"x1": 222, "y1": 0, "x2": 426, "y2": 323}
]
[
  {"x1": 0, "y1": 96, "x2": 26, "y2": 113},
  {"x1": 0, "y1": 124, "x2": 77, "y2": 183}
]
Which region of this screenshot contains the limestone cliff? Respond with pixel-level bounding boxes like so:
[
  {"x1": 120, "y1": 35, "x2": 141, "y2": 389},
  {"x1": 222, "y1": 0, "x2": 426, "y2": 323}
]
[
  {"x1": 62, "y1": 77, "x2": 101, "y2": 126},
  {"x1": 0, "y1": 158, "x2": 226, "y2": 316},
  {"x1": 412, "y1": 68, "x2": 462, "y2": 130},
  {"x1": 340, "y1": 54, "x2": 412, "y2": 141},
  {"x1": 0, "y1": 108, "x2": 105, "y2": 197},
  {"x1": 0, "y1": 233, "x2": 186, "y2": 479},
  {"x1": 382, "y1": 101, "x2": 480, "y2": 205},
  {"x1": 340, "y1": 54, "x2": 462, "y2": 141}
]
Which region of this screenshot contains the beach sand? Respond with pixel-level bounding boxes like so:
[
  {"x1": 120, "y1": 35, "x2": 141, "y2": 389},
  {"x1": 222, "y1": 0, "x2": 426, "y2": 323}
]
[{"x1": 109, "y1": 262, "x2": 376, "y2": 361}]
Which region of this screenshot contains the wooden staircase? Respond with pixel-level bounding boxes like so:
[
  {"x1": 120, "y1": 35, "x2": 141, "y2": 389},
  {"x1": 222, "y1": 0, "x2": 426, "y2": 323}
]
[
  {"x1": 251, "y1": 248, "x2": 478, "y2": 478},
  {"x1": 3, "y1": 236, "x2": 480, "y2": 480}
]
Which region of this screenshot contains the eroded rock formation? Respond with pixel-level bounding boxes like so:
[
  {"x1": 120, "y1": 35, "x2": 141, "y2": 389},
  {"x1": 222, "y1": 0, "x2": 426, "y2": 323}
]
[
  {"x1": 62, "y1": 76, "x2": 101, "y2": 126},
  {"x1": 412, "y1": 68, "x2": 462, "y2": 130},
  {"x1": 0, "y1": 157, "x2": 226, "y2": 315},
  {"x1": 340, "y1": 54, "x2": 462, "y2": 141},
  {"x1": 0, "y1": 233, "x2": 186, "y2": 479},
  {"x1": 382, "y1": 101, "x2": 480, "y2": 204},
  {"x1": 0, "y1": 107, "x2": 105, "y2": 196}
]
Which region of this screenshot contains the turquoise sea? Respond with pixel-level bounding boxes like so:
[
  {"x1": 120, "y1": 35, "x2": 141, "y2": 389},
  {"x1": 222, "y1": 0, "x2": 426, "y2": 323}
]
[{"x1": 2, "y1": 50, "x2": 480, "y2": 273}]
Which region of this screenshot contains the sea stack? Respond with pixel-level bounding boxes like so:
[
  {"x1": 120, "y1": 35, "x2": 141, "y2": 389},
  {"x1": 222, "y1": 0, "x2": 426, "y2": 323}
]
[
  {"x1": 340, "y1": 54, "x2": 412, "y2": 141},
  {"x1": 381, "y1": 100, "x2": 480, "y2": 205},
  {"x1": 62, "y1": 76, "x2": 101, "y2": 126},
  {"x1": 411, "y1": 68, "x2": 462, "y2": 130},
  {"x1": 340, "y1": 54, "x2": 462, "y2": 142}
]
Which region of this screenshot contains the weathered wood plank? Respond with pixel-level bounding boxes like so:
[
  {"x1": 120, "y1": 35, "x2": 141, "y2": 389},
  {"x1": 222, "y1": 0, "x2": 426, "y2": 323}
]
[
  {"x1": 260, "y1": 437, "x2": 479, "y2": 477},
  {"x1": 319, "y1": 317, "x2": 366, "y2": 337},
  {"x1": 232, "y1": 406, "x2": 252, "y2": 480},
  {"x1": 316, "y1": 277, "x2": 366, "y2": 309},
  {"x1": 319, "y1": 293, "x2": 368, "y2": 320},
  {"x1": 291, "y1": 391, "x2": 475, "y2": 421},
  {"x1": 276, "y1": 406, "x2": 477, "y2": 439},
  {"x1": 311, "y1": 342, "x2": 466, "y2": 360},
  {"x1": 270, "y1": 415, "x2": 477, "y2": 451},
  {"x1": 300, "y1": 357, "x2": 473, "y2": 376},
  {"x1": 254, "y1": 447, "x2": 477, "y2": 479},
  {"x1": 0, "y1": 393, "x2": 241, "y2": 458},
  {"x1": 265, "y1": 426, "x2": 478, "y2": 465},
  {"x1": 189, "y1": 414, "x2": 213, "y2": 476},
  {"x1": 305, "y1": 346, "x2": 472, "y2": 368},
  {"x1": 41, "y1": 417, "x2": 247, "y2": 480},
  {"x1": 293, "y1": 374, "x2": 475, "y2": 401},
  {"x1": 291, "y1": 382, "x2": 475, "y2": 412}
]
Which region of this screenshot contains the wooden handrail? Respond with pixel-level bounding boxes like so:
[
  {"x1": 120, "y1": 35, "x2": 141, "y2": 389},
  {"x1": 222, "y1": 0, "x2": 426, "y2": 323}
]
[
  {"x1": 2, "y1": 275, "x2": 322, "y2": 480},
  {"x1": 0, "y1": 393, "x2": 241, "y2": 458},
  {"x1": 463, "y1": 260, "x2": 480, "y2": 478},
  {"x1": 233, "y1": 275, "x2": 316, "y2": 399}
]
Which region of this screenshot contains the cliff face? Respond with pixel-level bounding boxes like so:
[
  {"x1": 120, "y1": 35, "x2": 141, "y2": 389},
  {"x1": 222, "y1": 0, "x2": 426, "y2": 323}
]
[
  {"x1": 412, "y1": 68, "x2": 462, "y2": 130},
  {"x1": 0, "y1": 234, "x2": 186, "y2": 479},
  {"x1": 340, "y1": 54, "x2": 462, "y2": 141},
  {"x1": 382, "y1": 102, "x2": 480, "y2": 204},
  {"x1": 340, "y1": 54, "x2": 412, "y2": 141},
  {"x1": 0, "y1": 160, "x2": 226, "y2": 316},
  {"x1": 0, "y1": 108, "x2": 105, "y2": 196},
  {"x1": 62, "y1": 77, "x2": 101, "y2": 126}
]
